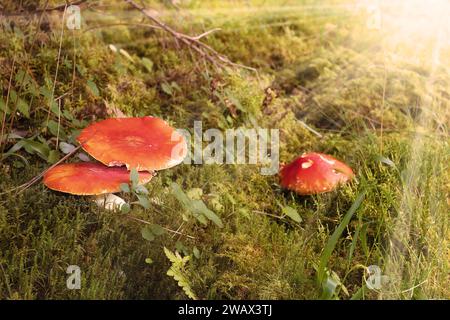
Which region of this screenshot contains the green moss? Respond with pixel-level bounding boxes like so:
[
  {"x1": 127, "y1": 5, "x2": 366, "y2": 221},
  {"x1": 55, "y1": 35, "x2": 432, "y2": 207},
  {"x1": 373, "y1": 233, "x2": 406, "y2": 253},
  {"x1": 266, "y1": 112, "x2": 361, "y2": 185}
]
[{"x1": 0, "y1": 0, "x2": 448, "y2": 300}]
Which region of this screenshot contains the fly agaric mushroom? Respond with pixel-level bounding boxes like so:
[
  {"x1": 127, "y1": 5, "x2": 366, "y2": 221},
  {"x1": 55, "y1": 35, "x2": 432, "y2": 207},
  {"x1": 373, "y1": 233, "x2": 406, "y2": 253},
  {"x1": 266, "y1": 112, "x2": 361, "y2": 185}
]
[
  {"x1": 43, "y1": 162, "x2": 154, "y2": 210},
  {"x1": 77, "y1": 116, "x2": 187, "y2": 171},
  {"x1": 43, "y1": 162, "x2": 153, "y2": 195},
  {"x1": 279, "y1": 152, "x2": 354, "y2": 195}
]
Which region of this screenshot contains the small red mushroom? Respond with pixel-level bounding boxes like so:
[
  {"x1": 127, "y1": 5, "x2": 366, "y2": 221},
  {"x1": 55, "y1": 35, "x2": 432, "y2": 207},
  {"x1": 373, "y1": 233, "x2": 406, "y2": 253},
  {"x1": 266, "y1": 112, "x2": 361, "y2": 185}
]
[
  {"x1": 279, "y1": 152, "x2": 354, "y2": 195},
  {"x1": 77, "y1": 116, "x2": 187, "y2": 171},
  {"x1": 43, "y1": 162, "x2": 153, "y2": 195}
]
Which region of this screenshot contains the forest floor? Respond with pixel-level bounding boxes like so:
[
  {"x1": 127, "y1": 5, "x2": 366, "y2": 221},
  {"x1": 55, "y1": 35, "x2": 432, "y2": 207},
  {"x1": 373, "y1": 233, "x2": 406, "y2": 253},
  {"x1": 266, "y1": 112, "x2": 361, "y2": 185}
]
[{"x1": 0, "y1": 0, "x2": 449, "y2": 299}]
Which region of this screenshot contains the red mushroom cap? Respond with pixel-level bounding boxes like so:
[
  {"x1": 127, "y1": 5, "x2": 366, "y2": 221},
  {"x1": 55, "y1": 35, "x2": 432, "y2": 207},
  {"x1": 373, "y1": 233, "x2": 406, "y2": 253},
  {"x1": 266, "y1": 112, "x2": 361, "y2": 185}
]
[
  {"x1": 279, "y1": 152, "x2": 354, "y2": 195},
  {"x1": 77, "y1": 116, "x2": 187, "y2": 171},
  {"x1": 43, "y1": 162, "x2": 154, "y2": 195}
]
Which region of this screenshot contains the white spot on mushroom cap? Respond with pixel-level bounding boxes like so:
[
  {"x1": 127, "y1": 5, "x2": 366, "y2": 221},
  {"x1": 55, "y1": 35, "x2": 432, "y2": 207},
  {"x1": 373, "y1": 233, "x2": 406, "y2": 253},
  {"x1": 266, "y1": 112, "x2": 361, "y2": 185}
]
[
  {"x1": 301, "y1": 160, "x2": 314, "y2": 169},
  {"x1": 319, "y1": 154, "x2": 335, "y2": 165}
]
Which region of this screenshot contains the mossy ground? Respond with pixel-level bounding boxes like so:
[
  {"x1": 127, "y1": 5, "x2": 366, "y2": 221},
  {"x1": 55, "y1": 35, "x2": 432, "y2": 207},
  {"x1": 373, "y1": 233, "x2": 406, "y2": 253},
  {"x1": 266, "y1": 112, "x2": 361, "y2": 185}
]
[{"x1": 0, "y1": 1, "x2": 449, "y2": 299}]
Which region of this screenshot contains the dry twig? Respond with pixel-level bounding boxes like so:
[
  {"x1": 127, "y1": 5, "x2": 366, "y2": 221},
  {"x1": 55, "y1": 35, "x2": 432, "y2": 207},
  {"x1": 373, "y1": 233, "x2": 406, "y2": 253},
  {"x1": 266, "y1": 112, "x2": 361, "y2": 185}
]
[{"x1": 124, "y1": 0, "x2": 257, "y2": 72}]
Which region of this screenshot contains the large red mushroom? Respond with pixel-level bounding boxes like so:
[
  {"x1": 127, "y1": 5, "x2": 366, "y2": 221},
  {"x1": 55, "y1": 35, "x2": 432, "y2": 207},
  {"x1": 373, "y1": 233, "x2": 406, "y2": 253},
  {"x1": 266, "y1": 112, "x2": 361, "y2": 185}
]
[
  {"x1": 279, "y1": 152, "x2": 354, "y2": 195},
  {"x1": 77, "y1": 116, "x2": 187, "y2": 171}
]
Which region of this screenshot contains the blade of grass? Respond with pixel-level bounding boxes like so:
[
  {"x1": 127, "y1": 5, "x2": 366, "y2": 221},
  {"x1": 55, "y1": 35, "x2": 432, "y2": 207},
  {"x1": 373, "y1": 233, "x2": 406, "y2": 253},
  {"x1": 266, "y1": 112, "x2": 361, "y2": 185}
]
[{"x1": 317, "y1": 191, "x2": 366, "y2": 285}]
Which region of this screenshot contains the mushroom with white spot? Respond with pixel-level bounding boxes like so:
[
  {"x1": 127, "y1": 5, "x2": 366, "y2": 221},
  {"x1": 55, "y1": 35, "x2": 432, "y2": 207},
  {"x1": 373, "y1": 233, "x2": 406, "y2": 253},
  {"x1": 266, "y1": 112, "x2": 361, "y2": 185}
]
[{"x1": 279, "y1": 152, "x2": 354, "y2": 195}]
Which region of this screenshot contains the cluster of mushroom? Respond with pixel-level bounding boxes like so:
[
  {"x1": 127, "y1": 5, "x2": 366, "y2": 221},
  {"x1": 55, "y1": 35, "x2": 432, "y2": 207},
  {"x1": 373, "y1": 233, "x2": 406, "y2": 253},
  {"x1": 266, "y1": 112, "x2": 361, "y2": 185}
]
[
  {"x1": 44, "y1": 116, "x2": 354, "y2": 206},
  {"x1": 43, "y1": 117, "x2": 187, "y2": 208}
]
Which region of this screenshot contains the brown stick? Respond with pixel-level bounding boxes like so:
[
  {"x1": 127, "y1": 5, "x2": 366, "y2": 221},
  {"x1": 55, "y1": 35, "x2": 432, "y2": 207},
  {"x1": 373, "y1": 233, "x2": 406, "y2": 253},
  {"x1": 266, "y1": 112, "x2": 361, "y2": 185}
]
[
  {"x1": 36, "y1": 0, "x2": 88, "y2": 12},
  {"x1": 124, "y1": 0, "x2": 257, "y2": 72}
]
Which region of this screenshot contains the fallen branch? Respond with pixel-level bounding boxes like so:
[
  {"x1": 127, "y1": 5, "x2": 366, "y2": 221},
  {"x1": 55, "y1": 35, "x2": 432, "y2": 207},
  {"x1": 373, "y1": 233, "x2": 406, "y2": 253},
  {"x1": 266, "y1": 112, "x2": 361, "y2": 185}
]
[
  {"x1": 124, "y1": 0, "x2": 257, "y2": 72},
  {"x1": 36, "y1": 0, "x2": 88, "y2": 12}
]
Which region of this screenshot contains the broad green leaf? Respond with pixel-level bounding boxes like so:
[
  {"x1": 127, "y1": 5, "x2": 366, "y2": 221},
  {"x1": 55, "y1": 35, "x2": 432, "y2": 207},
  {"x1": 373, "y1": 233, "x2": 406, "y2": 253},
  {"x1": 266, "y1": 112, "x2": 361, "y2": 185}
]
[
  {"x1": 23, "y1": 139, "x2": 50, "y2": 159},
  {"x1": 282, "y1": 205, "x2": 302, "y2": 223},
  {"x1": 186, "y1": 188, "x2": 203, "y2": 200}
]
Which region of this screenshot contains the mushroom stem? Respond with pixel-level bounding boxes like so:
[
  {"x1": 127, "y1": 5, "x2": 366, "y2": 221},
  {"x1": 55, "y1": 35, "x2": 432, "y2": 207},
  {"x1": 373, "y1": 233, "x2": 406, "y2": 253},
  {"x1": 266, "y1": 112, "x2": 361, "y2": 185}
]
[{"x1": 94, "y1": 193, "x2": 126, "y2": 211}]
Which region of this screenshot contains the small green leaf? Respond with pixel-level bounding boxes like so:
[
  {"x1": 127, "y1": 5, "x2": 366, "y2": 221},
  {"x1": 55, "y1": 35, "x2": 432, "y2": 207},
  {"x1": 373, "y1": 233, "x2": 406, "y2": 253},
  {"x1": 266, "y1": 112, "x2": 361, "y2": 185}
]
[
  {"x1": 137, "y1": 194, "x2": 150, "y2": 209},
  {"x1": 145, "y1": 258, "x2": 153, "y2": 264},
  {"x1": 47, "y1": 149, "x2": 60, "y2": 164},
  {"x1": 120, "y1": 183, "x2": 130, "y2": 193},
  {"x1": 171, "y1": 182, "x2": 222, "y2": 227},
  {"x1": 135, "y1": 184, "x2": 149, "y2": 195},
  {"x1": 376, "y1": 155, "x2": 396, "y2": 168},
  {"x1": 171, "y1": 81, "x2": 181, "y2": 92},
  {"x1": 193, "y1": 247, "x2": 200, "y2": 259},
  {"x1": 120, "y1": 203, "x2": 130, "y2": 214},
  {"x1": 141, "y1": 227, "x2": 155, "y2": 241},
  {"x1": 283, "y1": 205, "x2": 302, "y2": 223},
  {"x1": 141, "y1": 57, "x2": 153, "y2": 72},
  {"x1": 130, "y1": 168, "x2": 139, "y2": 186},
  {"x1": 10, "y1": 90, "x2": 29, "y2": 118},
  {"x1": 150, "y1": 224, "x2": 165, "y2": 236},
  {"x1": 47, "y1": 120, "x2": 66, "y2": 139},
  {"x1": 23, "y1": 139, "x2": 50, "y2": 159},
  {"x1": 0, "y1": 97, "x2": 9, "y2": 114},
  {"x1": 86, "y1": 80, "x2": 100, "y2": 97},
  {"x1": 161, "y1": 83, "x2": 173, "y2": 96},
  {"x1": 192, "y1": 200, "x2": 223, "y2": 228}
]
